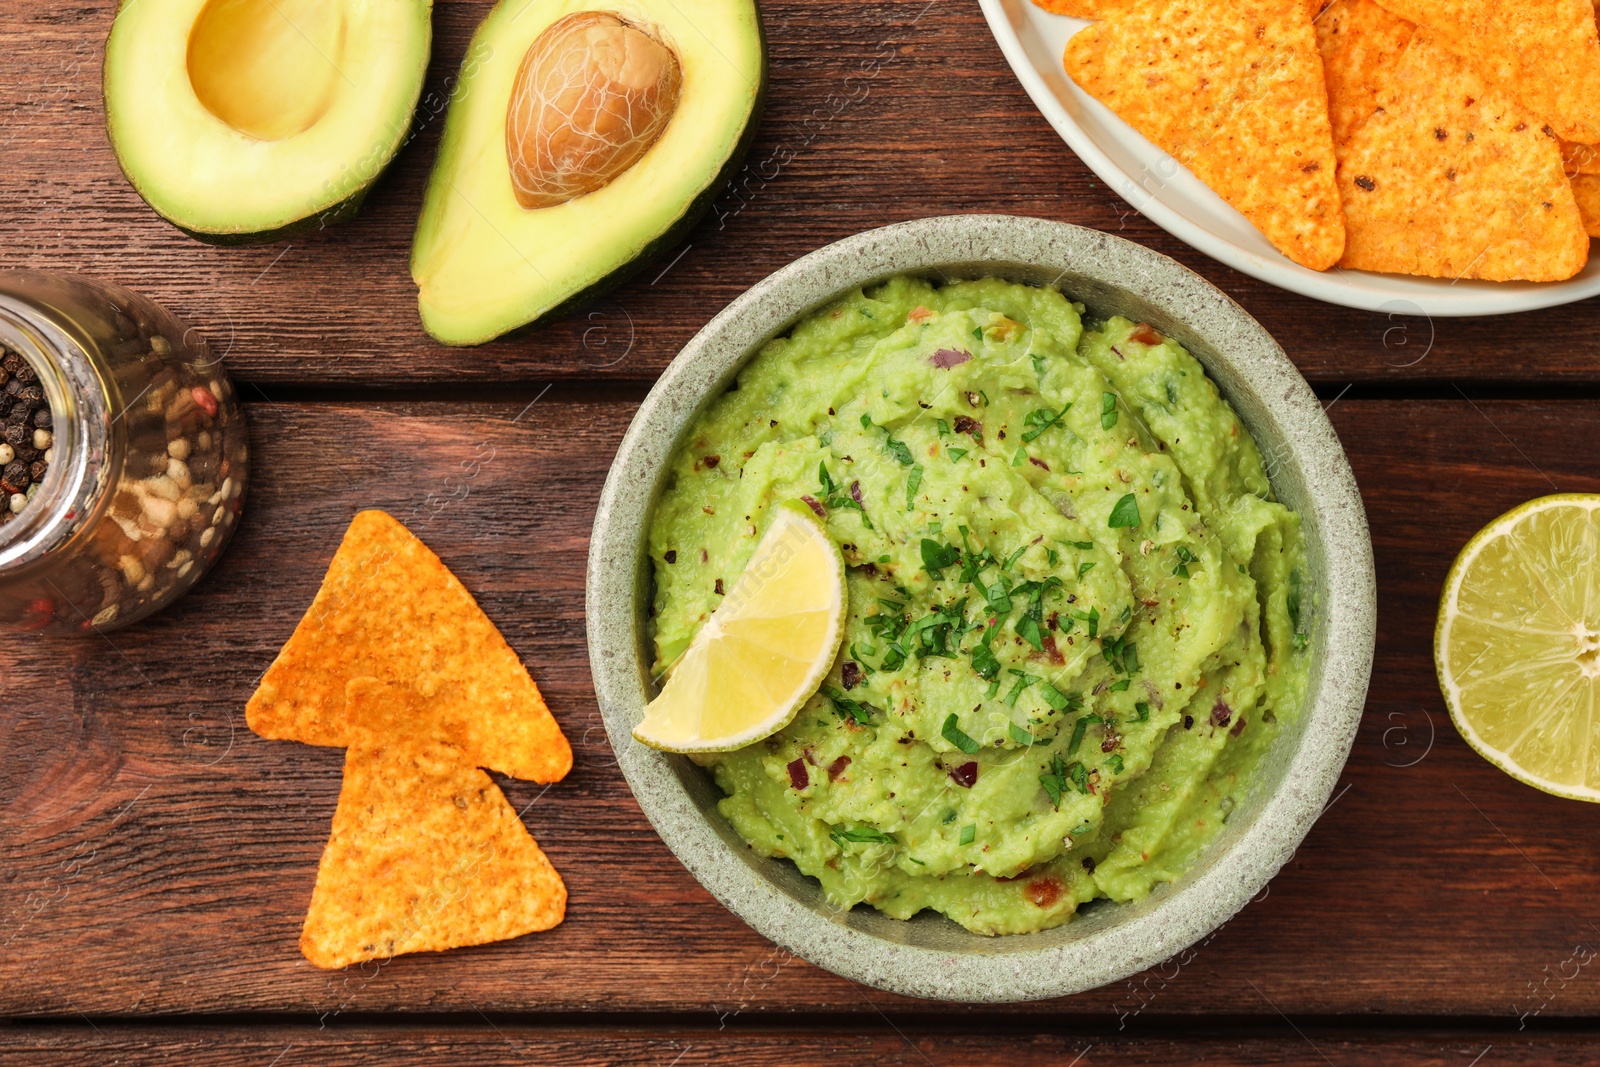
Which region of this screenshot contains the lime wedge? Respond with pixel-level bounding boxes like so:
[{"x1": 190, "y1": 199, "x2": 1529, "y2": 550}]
[
  {"x1": 634, "y1": 501, "x2": 847, "y2": 753},
  {"x1": 1436, "y1": 494, "x2": 1600, "y2": 801}
]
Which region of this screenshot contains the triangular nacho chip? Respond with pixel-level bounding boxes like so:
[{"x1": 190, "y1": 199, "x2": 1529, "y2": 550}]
[
  {"x1": 299, "y1": 679, "x2": 566, "y2": 969},
  {"x1": 1315, "y1": 0, "x2": 1417, "y2": 149},
  {"x1": 1336, "y1": 31, "x2": 1589, "y2": 280},
  {"x1": 1063, "y1": 0, "x2": 1346, "y2": 269},
  {"x1": 1370, "y1": 0, "x2": 1600, "y2": 143},
  {"x1": 1574, "y1": 174, "x2": 1600, "y2": 236},
  {"x1": 247, "y1": 509, "x2": 571, "y2": 783}
]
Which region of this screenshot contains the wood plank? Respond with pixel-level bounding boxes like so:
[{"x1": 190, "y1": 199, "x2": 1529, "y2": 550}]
[
  {"x1": 0, "y1": 2, "x2": 1595, "y2": 386},
  {"x1": 5, "y1": 397, "x2": 1600, "y2": 1019},
  {"x1": 3, "y1": 1022, "x2": 1594, "y2": 1066}
]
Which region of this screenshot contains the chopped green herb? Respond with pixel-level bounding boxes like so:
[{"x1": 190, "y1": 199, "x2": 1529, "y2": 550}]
[
  {"x1": 830, "y1": 826, "x2": 896, "y2": 846},
  {"x1": 823, "y1": 686, "x2": 873, "y2": 725},
  {"x1": 1069, "y1": 822, "x2": 1093, "y2": 835},
  {"x1": 1047, "y1": 548, "x2": 1059, "y2": 566},
  {"x1": 1107, "y1": 754, "x2": 1125, "y2": 774},
  {"x1": 1108, "y1": 679, "x2": 1131, "y2": 692},
  {"x1": 877, "y1": 554, "x2": 891, "y2": 564},
  {"x1": 970, "y1": 632, "x2": 1001, "y2": 681},
  {"x1": 1067, "y1": 713, "x2": 1103, "y2": 756},
  {"x1": 1015, "y1": 614, "x2": 1045, "y2": 651},
  {"x1": 1040, "y1": 753, "x2": 1069, "y2": 809},
  {"x1": 1100, "y1": 391, "x2": 1118, "y2": 430},
  {"x1": 972, "y1": 326, "x2": 983, "y2": 341},
  {"x1": 947, "y1": 447, "x2": 968, "y2": 462},
  {"x1": 906, "y1": 463, "x2": 923, "y2": 510},
  {"x1": 1032, "y1": 355, "x2": 1047, "y2": 376},
  {"x1": 942, "y1": 809, "x2": 957, "y2": 824},
  {"x1": 1066, "y1": 540, "x2": 1094, "y2": 550},
  {"x1": 920, "y1": 538, "x2": 960, "y2": 577},
  {"x1": 941, "y1": 713, "x2": 981, "y2": 754},
  {"x1": 1078, "y1": 561, "x2": 1097, "y2": 579},
  {"x1": 1069, "y1": 605, "x2": 1100, "y2": 638},
  {"x1": 1009, "y1": 722, "x2": 1034, "y2": 746},
  {"x1": 1069, "y1": 760, "x2": 1090, "y2": 793},
  {"x1": 1108, "y1": 493, "x2": 1140, "y2": 529},
  {"x1": 1012, "y1": 446, "x2": 1028, "y2": 467},
  {"x1": 1021, "y1": 405, "x2": 1070, "y2": 442},
  {"x1": 1165, "y1": 379, "x2": 1179, "y2": 405},
  {"x1": 908, "y1": 856, "x2": 927, "y2": 866},
  {"x1": 983, "y1": 576, "x2": 1013, "y2": 616},
  {"x1": 1040, "y1": 683, "x2": 1080, "y2": 713},
  {"x1": 860, "y1": 413, "x2": 873, "y2": 429},
  {"x1": 1002, "y1": 544, "x2": 1029, "y2": 571},
  {"x1": 1173, "y1": 544, "x2": 1199, "y2": 578},
  {"x1": 884, "y1": 434, "x2": 914, "y2": 466},
  {"x1": 937, "y1": 418, "x2": 951, "y2": 436},
  {"x1": 959, "y1": 823, "x2": 976, "y2": 845},
  {"x1": 1134, "y1": 701, "x2": 1151, "y2": 722},
  {"x1": 1004, "y1": 669, "x2": 1038, "y2": 706}
]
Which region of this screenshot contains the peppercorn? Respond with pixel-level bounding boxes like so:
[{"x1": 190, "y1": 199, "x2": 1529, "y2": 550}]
[
  {"x1": 29, "y1": 459, "x2": 46, "y2": 482},
  {"x1": 3, "y1": 423, "x2": 27, "y2": 447},
  {"x1": 12, "y1": 360, "x2": 35, "y2": 383},
  {"x1": 4, "y1": 461, "x2": 29, "y2": 489},
  {"x1": 0, "y1": 352, "x2": 21, "y2": 374},
  {"x1": 13, "y1": 383, "x2": 41, "y2": 404},
  {"x1": 33, "y1": 408, "x2": 50, "y2": 429}
]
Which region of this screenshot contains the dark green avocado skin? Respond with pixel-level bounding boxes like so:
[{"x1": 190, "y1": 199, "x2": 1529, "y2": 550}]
[
  {"x1": 170, "y1": 189, "x2": 369, "y2": 246},
  {"x1": 464, "y1": 9, "x2": 770, "y2": 345}
]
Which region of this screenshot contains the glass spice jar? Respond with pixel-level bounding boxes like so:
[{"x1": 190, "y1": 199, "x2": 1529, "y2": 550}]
[{"x1": 0, "y1": 271, "x2": 248, "y2": 634}]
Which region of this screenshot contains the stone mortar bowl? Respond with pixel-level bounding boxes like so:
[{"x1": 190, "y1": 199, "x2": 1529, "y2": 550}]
[{"x1": 586, "y1": 214, "x2": 1375, "y2": 1002}]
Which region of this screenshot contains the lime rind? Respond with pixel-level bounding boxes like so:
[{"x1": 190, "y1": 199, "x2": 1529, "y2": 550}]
[{"x1": 1436, "y1": 493, "x2": 1600, "y2": 802}]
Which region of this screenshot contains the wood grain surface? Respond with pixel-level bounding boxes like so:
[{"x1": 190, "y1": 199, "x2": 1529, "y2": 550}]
[
  {"x1": 4, "y1": 398, "x2": 1600, "y2": 1027},
  {"x1": 7, "y1": 1022, "x2": 1600, "y2": 1065},
  {"x1": 0, "y1": 0, "x2": 1594, "y2": 387}
]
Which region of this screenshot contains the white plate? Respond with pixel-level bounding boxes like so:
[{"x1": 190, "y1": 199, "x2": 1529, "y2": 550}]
[{"x1": 978, "y1": 0, "x2": 1600, "y2": 316}]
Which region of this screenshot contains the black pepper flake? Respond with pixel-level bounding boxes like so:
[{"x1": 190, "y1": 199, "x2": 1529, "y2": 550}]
[
  {"x1": 1082, "y1": 857, "x2": 1096, "y2": 873},
  {"x1": 1354, "y1": 175, "x2": 1377, "y2": 192},
  {"x1": 841, "y1": 661, "x2": 862, "y2": 690},
  {"x1": 1433, "y1": 127, "x2": 1447, "y2": 140},
  {"x1": 663, "y1": 550, "x2": 677, "y2": 564},
  {"x1": 714, "y1": 578, "x2": 725, "y2": 596},
  {"x1": 702, "y1": 454, "x2": 720, "y2": 469},
  {"x1": 1301, "y1": 161, "x2": 1321, "y2": 173},
  {"x1": 1183, "y1": 715, "x2": 1194, "y2": 730}
]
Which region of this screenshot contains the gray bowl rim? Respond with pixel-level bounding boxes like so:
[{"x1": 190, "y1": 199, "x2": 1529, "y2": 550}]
[{"x1": 585, "y1": 213, "x2": 1375, "y2": 1003}]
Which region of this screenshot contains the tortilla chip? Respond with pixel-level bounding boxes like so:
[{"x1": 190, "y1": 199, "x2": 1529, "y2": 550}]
[
  {"x1": 247, "y1": 510, "x2": 571, "y2": 784},
  {"x1": 1370, "y1": 0, "x2": 1600, "y2": 143},
  {"x1": 299, "y1": 679, "x2": 566, "y2": 969},
  {"x1": 1063, "y1": 0, "x2": 1346, "y2": 270},
  {"x1": 1315, "y1": 0, "x2": 1417, "y2": 149},
  {"x1": 1575, "y1": 174, "x2": 1600, "y2": 236},
  {"x1": 1564, "y1": 139, "x2": 1600, "y2": 176},
  {"x1": 1337, "y1": 31, "x2": 1589, "y2": 280}
]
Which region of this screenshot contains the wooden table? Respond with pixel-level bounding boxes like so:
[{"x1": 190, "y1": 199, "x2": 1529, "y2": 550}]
[{"x1": 4, "y1": 0, "x2": 1600, "y2": 1062}]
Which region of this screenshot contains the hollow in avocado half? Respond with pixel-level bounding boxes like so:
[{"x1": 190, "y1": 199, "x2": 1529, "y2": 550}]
[
  {"x1": 103, "y1": 0, "x2": 432, "y2": 244},
  {"x1": 410, "y1": 0, "x2": 766, "y2": 345}
]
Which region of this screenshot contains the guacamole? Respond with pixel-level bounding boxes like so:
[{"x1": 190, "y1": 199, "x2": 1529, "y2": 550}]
[{"x1": 647, "y1": 276, "x2": 1309, "y2": 935}]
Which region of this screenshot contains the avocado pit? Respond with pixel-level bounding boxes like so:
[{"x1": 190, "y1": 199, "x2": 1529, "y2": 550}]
[{"x1": 505, "y1": 11, "x2": 683, "y2": 209}]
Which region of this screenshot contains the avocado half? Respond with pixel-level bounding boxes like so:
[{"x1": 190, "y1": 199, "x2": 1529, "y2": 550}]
[
  {"x1": 410, "y1": 0, "x2": 766, "y2": 346},
  {"x1": 103, "y1": 0, "x2": 432, "y2": 243}
]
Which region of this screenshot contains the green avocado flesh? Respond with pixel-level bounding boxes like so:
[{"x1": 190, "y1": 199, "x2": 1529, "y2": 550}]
[
  {"x1": 648, "y1": 277, "x2": 1311, "y2": 935},
  {"x1": 410, "y1": 0, "x2": 765, "y2": 346},
  {"x1": 103, "y1": 0, "x2": 431, "y2": 242}
]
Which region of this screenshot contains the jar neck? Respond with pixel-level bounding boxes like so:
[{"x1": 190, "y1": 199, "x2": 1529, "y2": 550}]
[{"x1": 0, "y1": 294, "x2": 117, "y2": 575}]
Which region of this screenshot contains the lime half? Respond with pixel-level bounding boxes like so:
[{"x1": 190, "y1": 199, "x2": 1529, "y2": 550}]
[
  {"x1": 634, "y1": 501, "x2": 848, "y2": 753},
  {"x1": 1436, "y1": 494, "x2": 1600, "y2": 801}
]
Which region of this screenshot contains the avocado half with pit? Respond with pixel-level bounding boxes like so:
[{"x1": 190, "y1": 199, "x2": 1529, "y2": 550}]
[
  {"x1": 410, "y1": 0, "x2": 765, "y2": 345},
  {"x1": 103, "y1": 0, "x2": 432, "y2": 243}
]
